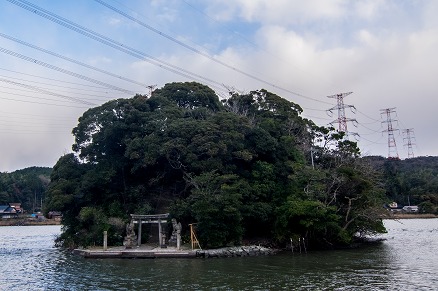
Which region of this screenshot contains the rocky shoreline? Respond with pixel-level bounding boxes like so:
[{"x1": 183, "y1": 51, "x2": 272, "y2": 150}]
[
  {"x1": 196, "y1": 245, "x2": 278, "y2": 258},
  {"x1": 74, "y1": 244, "x2": 278, "y2": 259}
]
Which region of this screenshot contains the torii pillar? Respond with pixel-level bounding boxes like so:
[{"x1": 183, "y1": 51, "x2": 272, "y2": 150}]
[{"x1": 130, "y1": 213, "x2": 169, "y2": 247}]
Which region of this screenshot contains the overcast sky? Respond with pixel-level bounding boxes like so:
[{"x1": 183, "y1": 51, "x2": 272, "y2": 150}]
[{"x1": 1, "y1": 0, "x2": 437, "y2": 172}]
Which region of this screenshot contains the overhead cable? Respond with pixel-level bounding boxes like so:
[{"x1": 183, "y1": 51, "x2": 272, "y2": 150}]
[
  {"x1": 0, "y1": 46, "x2": 136, "y2": 96},
  {"x1": 356, "y1": 109, "x2": 380, "y2": 122},
  {"x1": 0, "y1": 77, "x2": 95, "y2": 106},
  {"x1": 0, "y1": 95, "x2": 89, "y2": 108},
  {"x1": 94, "y1": 0, "x2": 333, "y2": 105},
  {"x1": 6, "y1": 0, "x2": 227, "y2": 94},
  {"x1": 0, "y1": 67, "x2": 116, "y2": 90},
  {"x1": 0, "y1": 32, "x2": 148, "y2": 90}
]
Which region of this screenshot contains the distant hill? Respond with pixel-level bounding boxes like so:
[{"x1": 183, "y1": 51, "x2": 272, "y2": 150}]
[
  {"x1": 364, "y1": 155, "x2": 438, "y2": 213},
  {"x1": 0, "y1": 167, "x2": 52, "y2": 212}
]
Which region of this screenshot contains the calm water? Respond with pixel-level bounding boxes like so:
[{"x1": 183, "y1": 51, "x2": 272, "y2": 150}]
[{"x1": 0, "y1": 219, "x2": 437, "y2": 290}]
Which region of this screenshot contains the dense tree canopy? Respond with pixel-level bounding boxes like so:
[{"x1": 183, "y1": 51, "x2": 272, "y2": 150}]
[
  {"x1": 0, "y1": 167, "x2": 51, "y2": 212},
  {"x1": 44, "y1": 82, "x2": 386, "y2": 249},
  {"x1": 366, "y1": 156, "x2": 438, "y2": 214}
]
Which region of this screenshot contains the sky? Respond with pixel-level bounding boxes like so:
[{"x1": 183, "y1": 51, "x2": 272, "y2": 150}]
[{"x1": 0, "y1": 0, "x2": 437, "y2": 172}]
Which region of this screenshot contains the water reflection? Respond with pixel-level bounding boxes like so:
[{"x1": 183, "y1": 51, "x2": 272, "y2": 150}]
[{"x1": 0, "y1": 220, "x2": 437, "y2": 290}]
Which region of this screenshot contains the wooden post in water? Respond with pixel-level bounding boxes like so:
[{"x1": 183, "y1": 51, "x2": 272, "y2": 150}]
[
  {"x1": 137, "y1": 218, "x2": 142, "y2": 246},
  {"x1": 158, "y1": 218, "x2": 162, "y2": 247},
  {"x1": 303, "y1": 237, "x2": 307, "y2": 253},
  {"x1": 103, "y1": 231, "x2": 108, "y2": 251},
  {"x1": 299, "y1": 238, "x2": 302, "y2": 253}
]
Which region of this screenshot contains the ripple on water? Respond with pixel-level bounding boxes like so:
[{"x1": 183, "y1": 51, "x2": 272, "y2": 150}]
[{"x1": 1, "y1": 221, "x2": 437, "y2": 290}]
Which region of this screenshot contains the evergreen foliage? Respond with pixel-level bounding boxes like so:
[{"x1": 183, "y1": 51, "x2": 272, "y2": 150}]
[
  {"x1": 366, "y1": 156, "x2": 438, "y2": 214},
  {"x1": 0, "y1": 167, "x2": 51, "y2": 212},
  {"x1": 44, "y1": 82, "x2": 386, "y2": 249}
]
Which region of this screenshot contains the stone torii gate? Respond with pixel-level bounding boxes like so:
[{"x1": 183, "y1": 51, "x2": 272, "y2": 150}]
[{"x1": 130, "y1": 213, "x2": 169, "y2": 247}]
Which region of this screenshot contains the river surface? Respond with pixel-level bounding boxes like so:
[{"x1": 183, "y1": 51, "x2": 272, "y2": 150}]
[{"x1": 0, "y1": 219, "x2": 437, "y2": 290}]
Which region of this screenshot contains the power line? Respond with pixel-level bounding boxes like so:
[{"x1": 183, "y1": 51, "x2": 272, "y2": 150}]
[
  {"x1": 301, "y1": 114, "x2": 332, "y2": 121},
  {"x1": 181, "y1": 0, "x2": 330, "y2": 89},
  {"x1": 0, "y1": 110, "x2": 72, "y2": 121},
  {"x1": 0, "y1": 77, "x2": 95, "y2": 106},
  {"x1": 0, "y1": 89, "x2": 90, "y2": 105},
  {"x1": 0, "y1": 67, "x2": 120, "y2": 91},
  {"x1": 181, "y1": 0, "x2": 258, "y2": 49},
  {"x1": 0, "y1": 119, "x2": 71, "y2": 128},
  {"x1": 2, "y1": 0, "x2": 386, "y2": 145},
  {"x1": 0, "y1": 95, "x2": 89, "y2": 108},
  {"x1": 356, "y1": 108, "x2": 381, "y2": 122},
  {"x1": 0, "y1": 74, "x2": 119, "y2": 96},
  {"x1": 7, "y1": 0, "x2": 332, "y2": 105},
  {"x1": 6, "y1": 0, "x2": 227, "y2": 94},
  {"x1": 95, "y1": 0, "x2": 333, "y2": 106},
  {"x1": 358, "y1": 134, "x2": 386, "y2": 145},
  {"x1": 0, "y1": 32, "x2": 149, "y2": 91},
  {"x1": 0, "y1": 46, "x2": 136, "y2": 96},
  {"x1": 0, "y1": 110, "x2": 77, "y2": 132},
  {"x1": 0, "y1": 128, "x2": 70, "y2": 134},
  {"x1": 0, "y1": 83, "x2": 114, "y2": 102},
  {"x1": 357, "y1": 121, "x2": 382, "y2": 134}
]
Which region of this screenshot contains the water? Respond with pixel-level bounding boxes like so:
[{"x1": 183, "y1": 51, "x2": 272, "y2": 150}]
[{"x1": 0, "y1": 219, "x2": 437, "y2": 290}]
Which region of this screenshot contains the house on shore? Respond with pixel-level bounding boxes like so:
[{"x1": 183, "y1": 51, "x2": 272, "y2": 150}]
[
  {"x1": 9, "y1": 203, "x2": 22, "y2": 213},
  {"x1": 385, "y1": 202, "x2": 419, "y2": 213},
  {"x1": 402, "y1": 205, "x2": 419, "y2": 213},
  {"x1": 47, "y1": 211, "x2": 62, "y2": 221},
  {"x1": 0, "y1": 204, "x2": 19, "y2": 219}
]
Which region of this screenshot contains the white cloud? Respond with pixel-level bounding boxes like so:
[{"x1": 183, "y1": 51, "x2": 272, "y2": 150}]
[
  {"x1": 354, "y1": 0, "x2": 387, "y2": 20},
  {"x1": 356, "y1": 29, "x2": 378, "y2": 48},
  {"x1": 1, "y1": 0, "x2": 438, "y2": 171},
  {"x1": 108, "y1": 17, "x2": 122, "y2": 26},
  {"x1": 207, "y1": 0, "x2": 347, "y2": 24}
]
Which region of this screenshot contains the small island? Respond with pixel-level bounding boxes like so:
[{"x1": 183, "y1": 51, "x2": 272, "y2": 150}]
[
  {"x1": 42, "y1": 82, "x2": 388, "y2": 251},
  {"x1": 2, "y1": 82, "x2": 437, "y2": 253}
]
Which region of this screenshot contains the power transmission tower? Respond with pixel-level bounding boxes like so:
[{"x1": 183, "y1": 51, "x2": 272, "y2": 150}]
[
  {"x1": 327, "y1": 92, "x2": 357, "y2": 138},
  {"x1": 402, "y1": 128, "x2": 416, "y2": 158},
  {"x1": 380, "y1": 108, "x2": 399, "y2": 159},
  {"x1": 147, "y1": 84, "x2": 157, "y2": 97}
]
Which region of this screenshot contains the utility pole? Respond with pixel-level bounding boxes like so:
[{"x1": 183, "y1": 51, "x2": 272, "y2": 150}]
[
  {"x1": 327, "y1": 92, "x2": 357, "y2": 138},
  {"x1": 380, "y1": 108, "x2": 399, "y2": 159},
  {"x1": 402, "y1": 128, "x2": 416, "y2": 158}
]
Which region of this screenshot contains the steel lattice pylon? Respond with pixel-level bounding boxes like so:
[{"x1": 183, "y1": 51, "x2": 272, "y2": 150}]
[
  {"x1": 403, "y1": 128, "x2": 416, "y2": 158},
  {"x1": 327, "y1": 92, "x2": 357, "y2": 138},
  {"x1": 380, "y1": 108, "x2": 399, "y2": 159}
]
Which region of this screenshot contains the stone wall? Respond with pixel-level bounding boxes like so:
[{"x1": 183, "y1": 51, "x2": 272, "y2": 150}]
[{"x1": 196, "y1": 245, "x2": 277, "y2": 258}]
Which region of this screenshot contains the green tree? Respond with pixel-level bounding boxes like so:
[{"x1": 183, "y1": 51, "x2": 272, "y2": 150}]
[
  {"x1": 46, "y1": 82, "x2": 387, "y2": 249},
  {"x1": 0, "y1": 167, "x2": 51, "y2": 212}
]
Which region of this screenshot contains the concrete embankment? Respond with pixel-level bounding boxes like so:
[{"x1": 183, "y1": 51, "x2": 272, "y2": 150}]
[
  {"x1": 73, "y1": 248, "x2": 197, "y2": 259},
  {"x1": 73, "y1": 245, "x2": 277, "y2": 259}
]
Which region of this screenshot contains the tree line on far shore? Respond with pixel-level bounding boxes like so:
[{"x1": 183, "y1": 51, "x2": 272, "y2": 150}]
[{"x1": 0, "y1": 167, "x2": 51, "y2": 212}]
